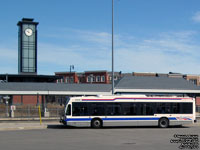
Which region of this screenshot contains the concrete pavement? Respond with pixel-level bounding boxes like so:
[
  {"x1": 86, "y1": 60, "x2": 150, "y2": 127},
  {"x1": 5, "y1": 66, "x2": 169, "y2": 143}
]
[
  {"x1": 0, "y1": 116, "x2": 199, "y2": 131},
  {"x1": 0, "y1": 121, "x2": 199, "y2": 131},
  {"x1": 0, "y1": 124, "x2": 199, "y2": 150},
  {"x1": 0, "y1": 121, "x2": 60, "y2": 131},
  {"x1": 0, "y1": 117, "x2": 60, "y2": 131}
]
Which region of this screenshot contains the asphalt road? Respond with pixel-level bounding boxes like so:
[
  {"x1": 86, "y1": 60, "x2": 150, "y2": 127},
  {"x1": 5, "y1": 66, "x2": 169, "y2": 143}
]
[{"x1": 0, "y1": 125, "x2": 199, "y2": 150}]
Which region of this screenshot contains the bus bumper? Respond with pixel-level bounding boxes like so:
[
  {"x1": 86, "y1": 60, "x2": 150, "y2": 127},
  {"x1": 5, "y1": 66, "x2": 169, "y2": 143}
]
[{"x1": 60, "y1": 117, "x2": 67, "y2": 125}]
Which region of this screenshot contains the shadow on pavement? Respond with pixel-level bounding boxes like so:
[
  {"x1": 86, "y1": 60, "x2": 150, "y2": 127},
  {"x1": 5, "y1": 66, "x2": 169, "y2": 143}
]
[{"x1": 47, "y1": 124, "x2": 188, "y2": 129}]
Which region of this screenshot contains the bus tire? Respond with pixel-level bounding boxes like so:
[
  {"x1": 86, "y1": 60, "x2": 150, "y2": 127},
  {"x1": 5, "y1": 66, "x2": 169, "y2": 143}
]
[
  {"x1": 91, "y1": 118, "x2": 102, "y2": 128},
  {"x1": 159, "y1": 117, "x2": 169, "y2": 128}
]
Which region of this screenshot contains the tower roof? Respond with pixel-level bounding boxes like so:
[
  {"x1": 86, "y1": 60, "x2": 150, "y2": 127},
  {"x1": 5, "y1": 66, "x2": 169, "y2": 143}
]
[{"x1": 17, "y1": 18, "x2": 39, "y2": 26}]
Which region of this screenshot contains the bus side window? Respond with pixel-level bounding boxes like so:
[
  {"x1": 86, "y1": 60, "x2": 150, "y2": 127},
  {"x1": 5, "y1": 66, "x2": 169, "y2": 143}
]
[
  {"x1": 89, "y1": 103, "x2": 105, "y2": 116},
  {"x1": 72, "y1": 102, "x2": 88, "y2": 116},
  {"x1": 66, "y1": 104, "x2": 71, "y2": 116},
  {"x1": 106, "y1": 103, "x2": 122, "y2": 116},
  {"x1": 106, "y1": 104, "x2": 114, "y2": 115},
  {"x1": 171, "y1": 103, "x2": 180, "y2": 114},
  {"x1": 181, "y1": 103, "x2": 193, "y2": 114}
]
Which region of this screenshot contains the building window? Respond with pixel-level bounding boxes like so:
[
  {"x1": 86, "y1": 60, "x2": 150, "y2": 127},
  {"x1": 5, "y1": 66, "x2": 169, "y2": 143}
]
[
  {"x1": 189, "y1": 79, "x2": 197, "y2": 85},
  {"x1": 96, "y1": 76, "x2": 101, "y2": 82},
  {"x1": 109, "y1": 76, "x2": 112, "y2": 81},
  {"x1": 101, "y1": 76, "x2": 105, "y2": 82},
  {"x1": 114, "y1": 76, "x2": 118, "y2": 80},
  {"x1": 65, "y1": 77, "x2": 69, "y2": 83},
  {"x1": 92, "y1": 76, "x2": 95, "y2": 82},
  {"x1": 87, "y1": 74, "x2": 95, "y2": 83},
  {"x1": 57, "y1": 79, "x2": 64, "y2": 83},
  {"x1": 78, "y1": 77, "x2": 82, "y2": 83},
  {"x1": 70, "y1": 77, "x2": 74, "y2": 83},
  {"x1": 87, "y1": 76, "x2": 91, "y2": 83}
]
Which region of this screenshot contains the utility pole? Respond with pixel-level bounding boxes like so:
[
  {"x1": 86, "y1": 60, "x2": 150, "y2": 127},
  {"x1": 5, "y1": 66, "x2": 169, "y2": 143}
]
[{"x1": 112, "y1": 0, "x2": 114, "y2": 95}]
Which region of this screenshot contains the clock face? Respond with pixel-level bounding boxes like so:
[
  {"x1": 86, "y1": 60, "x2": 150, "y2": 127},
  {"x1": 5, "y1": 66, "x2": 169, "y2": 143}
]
[{"x1": 25, "y1": 28, "x2": 33, "y2": 36}]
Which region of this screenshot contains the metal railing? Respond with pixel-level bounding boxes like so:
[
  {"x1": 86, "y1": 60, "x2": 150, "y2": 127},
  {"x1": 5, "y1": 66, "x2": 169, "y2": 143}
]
[{"x1": 0, "y1": 104, "x2": 63, "y2": 118}]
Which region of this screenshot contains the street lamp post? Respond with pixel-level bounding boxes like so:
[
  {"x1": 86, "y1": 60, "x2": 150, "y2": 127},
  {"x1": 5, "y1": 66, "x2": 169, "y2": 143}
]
[
  {"x1": 69, "y1": 65, "x2": 74, "y2": 83},
  {"x1": 112, "y1": 0, "x2": 114, "y2": 95}
]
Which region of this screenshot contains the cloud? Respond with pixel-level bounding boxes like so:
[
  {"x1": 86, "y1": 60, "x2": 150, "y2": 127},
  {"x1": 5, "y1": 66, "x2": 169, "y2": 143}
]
[
  {"x1": 0, "y1": 47, "x2": 17, "y2": 60},
  {"x1": 1, "y1": 27, "x2": 200, "y2": 75},
  {"x1": 37, "y1": 29, "x2": 200, "y2": 75},
  {"x1": 115, "y1": 31, "x2": 200, "y2": 74},
  {"x1": 0, "y1": 46, "x2": 18, "y2": 74},
  {"x1": 75, "y1": 30, "x2": 111, "y2": 46},
  {"x1": 192, "y1": 11, "x2": 200, "y2": 23},
  {"x1": 37, "y1": 40, "x2": 112, "y2": 74}
]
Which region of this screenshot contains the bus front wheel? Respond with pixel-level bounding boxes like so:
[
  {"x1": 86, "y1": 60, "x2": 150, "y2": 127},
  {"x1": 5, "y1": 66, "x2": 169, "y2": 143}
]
[
  {"x1": 91, "y1": 119, "x2": 102, "y2": 128},
  {"x1": 159, "y1": 117, "x2": 169, "y2": 128}
]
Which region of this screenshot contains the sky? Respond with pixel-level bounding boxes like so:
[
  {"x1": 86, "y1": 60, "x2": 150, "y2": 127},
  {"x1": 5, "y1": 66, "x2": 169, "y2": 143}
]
[{"x1": 1, "y1": 0, "x2": 200, "y2": 75}]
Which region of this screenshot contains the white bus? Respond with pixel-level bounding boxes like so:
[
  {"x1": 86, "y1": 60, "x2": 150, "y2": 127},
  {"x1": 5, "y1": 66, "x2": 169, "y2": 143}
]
[{"x1": 60, "y1": 95, "x2": 196, "y2": 128}]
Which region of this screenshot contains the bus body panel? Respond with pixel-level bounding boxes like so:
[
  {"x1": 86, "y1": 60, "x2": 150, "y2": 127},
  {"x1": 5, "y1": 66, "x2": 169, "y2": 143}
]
[{"x1": 61, "y1": 95, "x2": 196, "y2": 127}]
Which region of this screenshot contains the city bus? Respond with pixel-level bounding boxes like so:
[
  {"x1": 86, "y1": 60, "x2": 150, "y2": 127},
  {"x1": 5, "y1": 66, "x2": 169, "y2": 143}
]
[{"x1": 60, "y1": 95, "x2": 196, "y2": 128}]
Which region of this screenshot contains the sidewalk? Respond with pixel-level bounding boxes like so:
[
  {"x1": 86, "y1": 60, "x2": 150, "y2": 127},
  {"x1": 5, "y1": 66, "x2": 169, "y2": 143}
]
[
  {"x1": 0, "y1": 121, "x2": 60, "y2": 131},
  {"x1": 0, "y1": 117, "x2": 60, "y2": 131}
]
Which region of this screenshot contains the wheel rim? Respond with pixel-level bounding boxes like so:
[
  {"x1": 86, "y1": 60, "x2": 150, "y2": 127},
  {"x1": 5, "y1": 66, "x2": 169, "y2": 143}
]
[
  {"x1": 94, "y1": 120, "x2": 100, "y2": 127},
  {"x1": 92, "y1": 119, "x2": 101, "y2": 128},
  {"x1": 161, "y1": 120, "x2": 166, "y2": 126},
  {"x1": 160, "y1": 118, "x2": 168, "y2": 128}
]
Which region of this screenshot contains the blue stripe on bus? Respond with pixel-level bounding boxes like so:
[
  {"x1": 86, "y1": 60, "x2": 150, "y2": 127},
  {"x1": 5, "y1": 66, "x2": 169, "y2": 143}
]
[
  {"x1": 65, "y1": 117, "x2": 177, "y2": 122},
  {"x1": 66, "y1": 118, "x2": 91, "y2": 121}
]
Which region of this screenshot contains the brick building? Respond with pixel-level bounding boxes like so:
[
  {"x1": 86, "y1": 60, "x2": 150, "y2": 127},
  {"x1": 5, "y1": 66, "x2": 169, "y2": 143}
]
[
  {"x1": 55, "y1": 70, "x2": 124, "y2": 84},
  {"x1": 185, "y1": 75, "x2": 200, "y2": 86},
  {"x1": 84, "y1": 71, "x2": 109, "y2": 84},
  {"x1": 55, "y1": 72, "x2": 79, "y2": 83}
]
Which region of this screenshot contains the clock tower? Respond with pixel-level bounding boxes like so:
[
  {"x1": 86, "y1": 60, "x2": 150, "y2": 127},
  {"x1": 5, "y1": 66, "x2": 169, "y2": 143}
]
[{"x1": 17, "y1": 18, "x2": 39, "y2": 74}]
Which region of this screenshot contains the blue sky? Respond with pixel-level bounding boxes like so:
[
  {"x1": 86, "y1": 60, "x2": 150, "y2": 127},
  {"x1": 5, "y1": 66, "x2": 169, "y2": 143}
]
[{"x1": 1, "y1": 0, "x2": 200, "y2": 75}]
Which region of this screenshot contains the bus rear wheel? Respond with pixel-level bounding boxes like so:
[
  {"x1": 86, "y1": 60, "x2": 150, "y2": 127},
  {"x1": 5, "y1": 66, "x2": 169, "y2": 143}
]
[
  {"x1": 91, "y1": 119, "x2": 102, "y2": 128},
  {"x1": 159, "y1": 118, "x2": 169, "y2": 128}
]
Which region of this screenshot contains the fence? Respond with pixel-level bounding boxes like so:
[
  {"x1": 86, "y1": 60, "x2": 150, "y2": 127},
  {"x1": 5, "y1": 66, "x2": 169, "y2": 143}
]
[
  {"x1": 0, "y1": 104, "x2": 10, "y2": 118},
  {"x1": 0, "y1": 104, "x2": 64, "y2": 118},
  {"x1": 197, "y1": 106, "x2": 200, "y2": 112},
  {"x1": 196, "y1": 106, "x2": 200, "y2": 117}
]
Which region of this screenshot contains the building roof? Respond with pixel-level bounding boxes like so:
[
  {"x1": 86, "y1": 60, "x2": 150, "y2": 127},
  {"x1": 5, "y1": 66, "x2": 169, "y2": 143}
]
[
  {"x1": 0, "y1": 82, "x2": 112, "y2": 95},
  {"x1": 85, "y1": 70, "x2": 108, "y2": 73},
  {"x1": 114, "y1": 76, "x2": 200, "y2": 94},
  {"x1": 0, "y1": 76, "x2": 200, "y2": 95},
  {"x1": 0, "y1": 74, "x2": 62, "y2": 83},
  {"x1": 0, "y1": 82, "x2": 111, "y2": 92},
  {"x1": 17, "y1": 18, "x2": 39, "y2": 26},
  {"x1": 116, "y1": 76, "x2": 199, "y2": 90}
]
